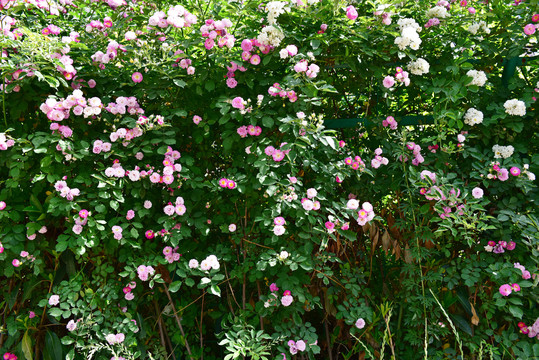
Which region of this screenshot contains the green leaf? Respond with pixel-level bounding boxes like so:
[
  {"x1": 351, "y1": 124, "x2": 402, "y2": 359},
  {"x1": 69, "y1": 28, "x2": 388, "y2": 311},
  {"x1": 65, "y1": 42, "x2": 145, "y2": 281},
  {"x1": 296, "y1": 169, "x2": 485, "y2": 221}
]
[
  {"x1": 43, "y1": 331, "x2": 63, "y2": 360},
  {"x1": 110, "y1": 200, "x2": 119, "y2": 211},
  {"x1": 44, "y1": 76, "x2": 60, "y2": 88},
  {"x1": 173, "y1": 79, "x2": 187, "y2": 88},
  {"x1": 450, "y1": 314, "x2": 473, "y2": 336},
  {"x1": 169, "y1": 281, "x2": 182, "y2": 293},
  {"x1": 263, "y1": 55, "x2": 272, "y2": 66},
  {"x1": 130, "y1": 228, "x2": 139, "y2": 238},
  {"x1": 205, "y1": 80, "x2": 215, "y2": 91},
  {"x1": 49, "y1": 308, "x2": 63, "y2": 317},
  {"x1": 508, "y1": 305, "x2": 523, "y2": 319},
  {"x1": 66, "y1": 349, "x2": 75, "y2": 360},
  {"x1": 262, "y1": 116, "x2": 274, "y2": 127},
  {"x1": 22, "y1": 331, "x2": 33, "y2": 360},
  {"x1": 209, "y1": 285, "x2": 221, "y2": 297}
]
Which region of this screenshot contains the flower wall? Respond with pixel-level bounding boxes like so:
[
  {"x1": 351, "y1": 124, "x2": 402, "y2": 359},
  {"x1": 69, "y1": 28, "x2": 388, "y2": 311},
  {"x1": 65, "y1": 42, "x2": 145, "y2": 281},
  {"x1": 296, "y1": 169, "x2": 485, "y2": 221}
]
[{"x1": 0, "y1": 0, "x2": 538, "y2": 359}]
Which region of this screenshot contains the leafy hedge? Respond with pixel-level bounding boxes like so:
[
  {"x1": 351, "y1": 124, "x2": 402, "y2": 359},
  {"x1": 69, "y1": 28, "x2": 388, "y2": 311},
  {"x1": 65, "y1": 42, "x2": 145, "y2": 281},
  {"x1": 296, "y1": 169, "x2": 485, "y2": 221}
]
[{"x1": 0, "y1": 0, "x2": 538, "y2": 359}]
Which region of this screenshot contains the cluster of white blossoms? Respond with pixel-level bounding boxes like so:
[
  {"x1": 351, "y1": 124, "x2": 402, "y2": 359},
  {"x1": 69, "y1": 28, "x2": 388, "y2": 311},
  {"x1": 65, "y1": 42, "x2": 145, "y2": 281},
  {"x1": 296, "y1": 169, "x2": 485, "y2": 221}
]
[
  {"x1": 189, "y1": 255, "x2": 220, "y2": 271},
  {"x1": 394, "y1": 18, "x2": 421, "y2": 51},
  {"x1": 504, "y1": 99, "x2": 526, "y2": 117},
  {"x1": 266, "y1": 1, "x2": 288, "y2": 25},
  {"x1": 463, "y1": 108, "x2": 484, "y2": 126},
  {"x1": 407, "y1": 58, "x2": 430, "y2": 75},
  {"x1": 492, "y1": 145, "x2": 515, "y2": 159},
  {"x1": 468, "y1": 21, "x2": 490, "y2": 35},
  {"x1": 257, "y1": 25, "x2": 285, "y2": 47},
  {"x1": 426, "y1": 6, "x2": 450, "y2": 19},
  {"x1": 466, "y1": 70, "x2": 487, "y2": 87}
]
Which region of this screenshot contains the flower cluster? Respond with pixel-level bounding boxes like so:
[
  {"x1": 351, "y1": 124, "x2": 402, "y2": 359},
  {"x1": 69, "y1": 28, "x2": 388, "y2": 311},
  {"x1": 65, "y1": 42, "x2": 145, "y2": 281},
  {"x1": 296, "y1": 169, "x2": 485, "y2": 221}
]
[
  {"x1": 137, "y1": 265, "x2": 155, "y2": 281},
  {"x1": 371, "y1": 148, "x2": 389, "y2": 169},
  {"x1": 487, "y1": 162, "x2": 509, "y2": 181},
  {"x1": 426, "y1": 6, "x2": 450, "y2": 19},
  {"x1": 91, "y1": 41, "x2": 126, "y2": 68},
  {"x1": 266, "y1": 1, "x2": 288, "y2": 25},
  {"x1": 521, "y1": 164, "x2": 536, "y2": 181},
  {"x1": 517, "y1": 319, "x2": 539, "y2": 339},
  {"x1": 112, "y1": 225, "x2": 123, "y2": 240},
  {"x1": 189, "y1": 255, "x2": 220, "y2": 270},
  {"x1": 122, "y1": 281, "x2": 136, "y2": 300},
  {"x1": 356, "y1": 202, "x2": 375, "y2": 226},
  {"x1": 514, "y1": 263, "x2": 532, "y2": 280},
  {"x1": 382, "y1": 116, "x2": 398, "y2": 130},
  {"x1": 492, "y1": 145, "x2": 514, "y2": 159},
  {"x1": 301, "y1": 189, "x2": 321, "y2": 211},
  {"x1": 54, "y1": 180, "x2": 80, "y2": 201},
  {"x1": 105, "y1": 160, "x2": 126, "y2": 178},
  {"x1": 424, "y1": 17, "x2": 440, "y2": 28},
  {"x1": 463, "y1": 108, "x2": 483, "y2": 126},
  {"x1": 2, "y1": 353, "x2": 17, "y2": 360},
  {"x1": 0, "y1": 133, "x2": 15, "y2": 151},
  {"x1": 395, "y1": 18, "x2": 422, "y2": 51},
  {"x1": 92, "y1": 140, "x2": 112, "y2": 154},
  {"x1": 105, "y1": 333, "x2": 125, "y2": 345},
  {"x1": 218, "y1": 178, "x2": 237, "y2": 189},
  {"x1": 11, "y1": 250, "x2": 36, "y2": 267},
  {"x1": 279, "y1": 185, "x2": 299, "y2": 203},
  {"x1": 287, "y1": 339, "x2": 307, "y2": 355},
  {"x1": 148, "y1": 5, "x2": 197, "y2": 29},
  {"x1": 42, "y1": 24, "x2": 61, "y2": 35},
  {"x1": 163, "y1": 246, "x2": 181, "y2": 263},
  {"x1": 265, "y1": 144, "x2": 290, "y2": 162},
  {"x1": 268, "y1": 83, "x2": 298, "y2": 102},
  {"x1": 374, "y1": 10, "x2": 392, "y2": 25},
  {"x1": 223, "y1": 61, "x2": 246, "y2": 88},
  {"x1": 237, "y1": 125, "x2": 262, "y2": 138},
  {"x1": 499, "y1": 283, "x2": 520, "y2": 296},
  {"x1": 279, "y1": 44, "x2": 298, "y2": 59},
  {"x1": 231, "y1": 96, "x2": 248, "y2": 111},
  {"x1": 344, "y1": 155, "x2": 366, "y2": 171},
  {"x1": 401, "y1": 142, "x2": 425, "y2": 166},
  {"x1": 200, "y1": 18, "x2": 235, "y2": 50},
  {"x1": 407, "y1": 58, "x2": 430, "y2": 76},
  {"x1": 106, "y1": 96, "x2": 144, "y2": 116},
  {"x1": 484, "y1": 240, "x2": 516, "y2": 253},
  {"x1": 163, "y1": 198, "x2": 187, "y2": 216},
  {"x1": 41, "y1": 90, "x2": 98, "y2": 123},
  {"x1": 85, "y1": 17, "x2": 112, "y2": 33},
  {"x1": 468, "y1": 21, "x2": 490, "y2": 35},
  {"x1": 466, "y1": 70, "x2": 487, "y2": 87},
  {"x1": 273, "y1": 216, "x2": 286, "y2": 236},
  {"x1": 383, "y1": 67, "x2": 410, "y2": 88},
  {"x1": 72, "y1": 214, "x2": 88, "y2": 235},
  {"x1": 293, "y1": 59, "x2": 320, "y2": 78},
  {"x1": 503, "y1": 99, "x2": 526, "y2": 116},
  {"x1": 257, "y1": 25, "x2": 285, "y2": 48}
]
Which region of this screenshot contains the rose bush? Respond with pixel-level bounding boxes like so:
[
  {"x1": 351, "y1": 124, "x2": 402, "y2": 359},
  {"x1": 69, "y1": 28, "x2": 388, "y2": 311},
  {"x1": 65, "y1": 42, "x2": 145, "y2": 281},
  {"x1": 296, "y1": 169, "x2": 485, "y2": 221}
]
[{"x1": 0, "y1": 0, "x2": 538, "y2": 359}]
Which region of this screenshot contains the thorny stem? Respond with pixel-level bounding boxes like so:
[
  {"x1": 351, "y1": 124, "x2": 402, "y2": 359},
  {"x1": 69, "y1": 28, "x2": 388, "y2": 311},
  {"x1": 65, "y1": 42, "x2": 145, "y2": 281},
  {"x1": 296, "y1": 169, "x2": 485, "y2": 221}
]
[
  {"x1": 154, "y1": 300, "x2": 168, "y2": 353},
  {"x1": 163, "y1": 283, "x2": 194, "y2": 359}
]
